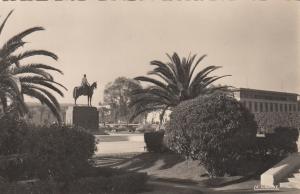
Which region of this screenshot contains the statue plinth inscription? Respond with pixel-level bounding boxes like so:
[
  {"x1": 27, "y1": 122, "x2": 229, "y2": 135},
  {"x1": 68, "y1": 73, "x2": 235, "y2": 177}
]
[{"x1": 73, "y1": 106, "x2": 99, "y2": 130}]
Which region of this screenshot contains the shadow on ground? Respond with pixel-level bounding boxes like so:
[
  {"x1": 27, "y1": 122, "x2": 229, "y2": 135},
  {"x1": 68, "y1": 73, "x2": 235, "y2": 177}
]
[{"x1": 94, "y1": 152, "x2": 185, "y2": 172}]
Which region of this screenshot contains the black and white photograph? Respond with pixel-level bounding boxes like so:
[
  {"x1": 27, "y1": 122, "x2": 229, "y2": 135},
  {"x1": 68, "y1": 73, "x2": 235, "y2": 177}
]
[{"x1": 0, "y1": 1, "x2": 299, "y2": 193}]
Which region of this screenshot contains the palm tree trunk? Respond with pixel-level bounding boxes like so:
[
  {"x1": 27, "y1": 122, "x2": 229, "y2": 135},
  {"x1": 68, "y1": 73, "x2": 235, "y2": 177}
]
[{"x1": 159, "y1": 106, "x2": 169, "y2": 130}]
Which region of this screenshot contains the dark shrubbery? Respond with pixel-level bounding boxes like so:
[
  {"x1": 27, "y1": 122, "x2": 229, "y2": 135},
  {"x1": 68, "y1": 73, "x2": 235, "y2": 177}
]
[
  {"x1": 144, "y1": 131, "x2": 165, "y2": 152},
  {"x1": 0, "y1": 115, "x2": 148, "y2": 193},
  {"x1": 165, "y1": 93, "x2": 258, "y2": 177},
  {"x1": 70, "y1": 171, "x2": 148, "y2": 194},
  {"x1": 0, "y1": 169, "x2": 148, "y2": 194},
  {"x1": 0, "y1": 114, "x2": 28, "y2": 155},
  {"x1": 24, "y1": 125, "x2": 97, "y2": 182},
  {"x1": 256, "y1": 127, "x2": 299, "y2": 163},
  {"x1": 254, "y1": 112, "x2": 300, "y2": 133},
  {"x1": 0, "y1": 114, "x2": 29, "y2": 181}
]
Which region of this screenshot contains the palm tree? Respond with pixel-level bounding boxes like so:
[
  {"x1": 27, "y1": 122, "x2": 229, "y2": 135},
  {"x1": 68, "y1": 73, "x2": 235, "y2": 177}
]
[
  {"x1": 0, "y1": 10, "x2": 66, "y2": 123},
  {"x1": 130, "y1": 52, "x2": 230, "y2": 125}
]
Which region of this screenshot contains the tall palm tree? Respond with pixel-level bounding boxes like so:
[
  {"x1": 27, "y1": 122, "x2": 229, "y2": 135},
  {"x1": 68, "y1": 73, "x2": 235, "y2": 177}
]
[
  {"x1": 0, "y1": 10, "x2": 66, "y2": 123},
  {"x1": 130, "y1": 52, "x2": 230, "y2": 124}
]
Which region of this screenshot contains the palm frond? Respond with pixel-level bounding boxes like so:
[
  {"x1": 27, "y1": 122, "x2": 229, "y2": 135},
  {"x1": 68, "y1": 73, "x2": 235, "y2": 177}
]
[
  {"x1": 22, "y1": 87, "x2": 61, "y2": 123},
  {"x1": 0, "y1": 10, "x2": 13, "y2": 36},
  {"x1": 15, "y1": 50, "x2": 58, "y2": 61},
  {"x1": 12, "y1": 66, "x2": 54, "y2": 80}
]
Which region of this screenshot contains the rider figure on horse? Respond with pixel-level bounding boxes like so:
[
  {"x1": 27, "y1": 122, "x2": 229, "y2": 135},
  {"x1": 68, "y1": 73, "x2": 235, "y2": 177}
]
[{"x1": 81, "y1": 74, "x2": 90, "y2": 93}]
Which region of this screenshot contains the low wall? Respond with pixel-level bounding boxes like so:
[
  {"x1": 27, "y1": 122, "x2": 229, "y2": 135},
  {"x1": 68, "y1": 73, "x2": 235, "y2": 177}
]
[{"x1": 261, "y1": 153, "x2": 300, "y2": 186}]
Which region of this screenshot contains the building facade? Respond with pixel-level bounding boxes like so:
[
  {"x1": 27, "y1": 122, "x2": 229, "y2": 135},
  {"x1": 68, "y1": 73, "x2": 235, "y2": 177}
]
[
  {"x1": 234, "y1": 88, "x2": 300, "y2": 133},
  {"x1": 234, "y1": 88, "x2": 299, "y2": 114}
]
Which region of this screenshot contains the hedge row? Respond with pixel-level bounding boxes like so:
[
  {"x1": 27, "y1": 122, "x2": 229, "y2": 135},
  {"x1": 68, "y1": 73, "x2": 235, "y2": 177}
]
[{"x1": 0, "y1": 170, "x2": 148, "y2": 194}]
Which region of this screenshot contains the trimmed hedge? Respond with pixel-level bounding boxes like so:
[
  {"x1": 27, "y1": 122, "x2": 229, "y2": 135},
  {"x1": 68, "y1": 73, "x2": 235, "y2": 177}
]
[
  {"x1": 165, "y1": 93, "x2": 258, "y2": 177},
  {"x1": 0, "y1": 170, "x2": 148, "y2": 194},
  {"x1": 256, "y1": 127, "x2": 299, "y2": 161},
  {"x1": 70, "y1": 171, "x2": 148, "y2": 194},
  {"x1": 23, "y1": 125, "x2": 97, "y2": 183},
  {"x1": 0, "y1": 114, "x2": 28, "y2": 155},
  {"x1": 0, "y1": 115, "x2": 29, "y2": 181},
  {"x1": 144, "y1": 131, "x2": 165, "y2": 152}
]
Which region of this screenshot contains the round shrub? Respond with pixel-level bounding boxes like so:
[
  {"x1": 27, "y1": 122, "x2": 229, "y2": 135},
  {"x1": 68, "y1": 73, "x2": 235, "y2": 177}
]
[
  {"x1": 144, "y1": 131, "x2": 165, "y2": 152},
  {"x1": 24, "y1": 126, "x2": 97, "y2": 183},
  {"x1": 165, "y1": 93, "x2": 258, "y2": 177}
]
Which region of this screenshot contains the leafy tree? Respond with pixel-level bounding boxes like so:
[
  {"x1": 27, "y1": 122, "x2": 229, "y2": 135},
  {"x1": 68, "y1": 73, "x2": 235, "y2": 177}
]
[
  {"x1": 130, "y1": 52, "x2": 230, "y2": 124},
  {"x1": 0, "y1": 10, "x2": 66, "y2": 122},
  {"x1": 103, "y1": 77, "x2": 142, "y2": 123}
]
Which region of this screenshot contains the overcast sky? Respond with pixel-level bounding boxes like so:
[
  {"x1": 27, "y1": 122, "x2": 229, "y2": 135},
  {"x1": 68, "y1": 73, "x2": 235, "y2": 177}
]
[{"x1": 0, "y1": 1, "x2": 299, "y2": 104}]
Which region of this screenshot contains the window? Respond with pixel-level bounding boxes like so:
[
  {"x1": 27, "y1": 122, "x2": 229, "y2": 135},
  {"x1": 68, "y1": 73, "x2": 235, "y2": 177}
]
[
  {"x1": 289, "y1": 104, "x2": 292, "y2": 112},
  {"x1": 265, "y1": 102, "x2": 268, "y2": 112},
  {"x1": 293, "y1": 105, "x2": 296, "y2": 112},
  {"x1": 260, "y1": 102, "x2": 263, "y2": 112},
  {"x1": 284, "y1": 104, "x2": 288, "y2": 112},
  {"x1": 270, "y1": 103, "x2": 273, "y2": 112},
  {"x1": 274, "y1": 103, "x2": 278, "y2": 112},
  {"x1": 248, "y1": 101, "x2": 252, "y2": 112},
  {"x1": 280, "y1": 104, "x2": 283, "y2": 112},
  {"x1": 254, "y1": 102, "x2": 258, "y2": 112}
]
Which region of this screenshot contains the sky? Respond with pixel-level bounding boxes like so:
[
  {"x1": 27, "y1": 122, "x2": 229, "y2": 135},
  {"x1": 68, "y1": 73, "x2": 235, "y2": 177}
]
[{"x1": 0, "y1": 1, "x2": 299, "y2": 105}]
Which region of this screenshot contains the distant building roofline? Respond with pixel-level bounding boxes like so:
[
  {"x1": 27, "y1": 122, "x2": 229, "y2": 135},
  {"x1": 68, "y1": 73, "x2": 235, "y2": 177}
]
[{"x1": 237, "y1": 88, "x2": 298, "y2": 96}]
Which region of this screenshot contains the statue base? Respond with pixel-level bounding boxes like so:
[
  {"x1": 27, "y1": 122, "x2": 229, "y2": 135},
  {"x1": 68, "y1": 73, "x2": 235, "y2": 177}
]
[{"x1": 73, "y1": 106, "x2": 99, "y2": 130}]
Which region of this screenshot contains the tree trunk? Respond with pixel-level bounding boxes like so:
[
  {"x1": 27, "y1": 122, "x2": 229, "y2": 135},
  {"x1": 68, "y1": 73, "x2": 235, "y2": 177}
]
[{"x1": 159, "y1": 106, "x2": 169, "y2": 130}]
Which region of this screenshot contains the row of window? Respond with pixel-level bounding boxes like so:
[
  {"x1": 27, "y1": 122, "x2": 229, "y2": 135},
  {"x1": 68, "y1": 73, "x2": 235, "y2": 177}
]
[{"x1": 242, "y1": 101, "x2": 299, "y2": 113}]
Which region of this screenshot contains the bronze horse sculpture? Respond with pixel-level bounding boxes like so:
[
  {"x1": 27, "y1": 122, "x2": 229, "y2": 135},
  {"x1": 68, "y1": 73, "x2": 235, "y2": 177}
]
[{"x1": 73, "y1": 82, "x2": 97, "y2": 106}]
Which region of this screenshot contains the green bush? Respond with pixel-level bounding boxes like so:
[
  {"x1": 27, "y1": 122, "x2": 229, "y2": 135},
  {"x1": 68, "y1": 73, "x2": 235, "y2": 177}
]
[
  {"x1": 144, "y1": 131, "x2": 165, "y2": 152},
  {"x1": 70, "y1": 171, "x2": 148, "y2": 194},
  {"x1": 24, "y1": 125, "x2": 97, "y2": 183},
  {"x1": 254, "y1": 112, "x2": 300, "y2": 133},
  {"x1": 0, "y1": 170, "x2": 148, "y2": 194},
  {"x1": 256, "y1": 127, "x2": 298, "y2": 162},
  {"x1": 0, "y1": 114, "x2": 30, "y2": 181},
  {"x1": 0, "y1": 180, "x2": 60, "y2": 194},
  {"x1": 0, "y1": 114, "x2": 28, "y2": 155},
  {"x1": 165, "y1": 93, "x2": 258, "y2": 177}
]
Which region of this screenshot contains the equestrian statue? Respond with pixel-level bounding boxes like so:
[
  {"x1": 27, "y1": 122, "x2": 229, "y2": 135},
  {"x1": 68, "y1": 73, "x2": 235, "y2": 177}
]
[{"x1": 73, "y1": 74, "x2": 97, "y2": 106}]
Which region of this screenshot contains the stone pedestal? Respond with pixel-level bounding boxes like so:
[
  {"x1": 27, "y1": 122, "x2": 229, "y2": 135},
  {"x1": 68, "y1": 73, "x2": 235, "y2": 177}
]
[{"x1": 73, "y1": 106, "x2": 99, "y2": 130}]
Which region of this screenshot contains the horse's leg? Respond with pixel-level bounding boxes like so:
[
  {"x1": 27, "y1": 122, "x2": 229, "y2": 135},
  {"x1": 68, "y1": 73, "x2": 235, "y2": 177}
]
[
  {"x1": 87, "y1": 96, "x2": 90, "y2": 106},
  {"x1": 90, "y1": 95, "x2": 92, "y2": 106}
]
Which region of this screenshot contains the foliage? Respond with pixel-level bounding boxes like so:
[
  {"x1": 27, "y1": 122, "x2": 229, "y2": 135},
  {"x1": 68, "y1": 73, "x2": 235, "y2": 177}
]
[
  {"x1": 0, "y1": 10, "x2": 66, "y2": 122},
  {"x1": 0, "y1": 169, "x2": 148, "y2": 194},
  {"x1": 0, "y1": 114, "x2": 31, "y2": 181},
  {"x1": 23, "y1": 125, "x2": 96, "y2": 182},
  {"x1": 103, "y1": 77, "x2": 143, "y2": 123},
  {"x1": 144, "y1": 131, "x2": 165, "y2": 153},
  {"x1": 254, "y1": 112, "x2": 300, "y2": 133},
  {"x1": 0, "y1": 180, "x2": 60, "y2": 194},
  {"x1": 0, "y1": 114, "x2": 28, "y2": 155},
  {"x1": 165, "y1": 93, "x2": 258, "y2": 177},
  {"x1": 130, "y1": 52, "x2": 230, "y2": 122},
  {"x1": 70, "y1": 171, "x2": 148, "y2": 194},
  {"x1": 256, "y1": 127, "x2": 299, "y2": 162}
]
